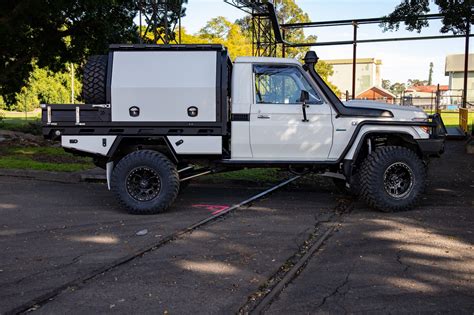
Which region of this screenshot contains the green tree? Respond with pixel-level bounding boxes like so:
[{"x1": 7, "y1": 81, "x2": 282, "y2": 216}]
[
  {"x1": 390, "y1": 82, "x2": 407, "y2": 96},
  {"x1": 196, "y1": 17, "x2": 253, "y2": 59},
  {"x1": 236, "y1": 0, "x2": 318, "y2": 59},
  {"x1": 274, "y1": 0, "x2": 318, "y2": 59},
  {"x1": 236, "y1": 0, "x2": 337, "y2": 93},
  {"x1": 7, "y1": 64, "x2": 82, "y2": 111},
  {"x1": 0, "y1": 95, "x2": 5, "y2": 110},
  {"x1": 382, "y1": 79, "x2": 392, "y2": 90},
  {"x1": 140, "y1": 0, "x2": 189, "y2": 44},
  {"x1": 145, "y1": 17, "x2": 253, "y2": 59},
  {"x1": 382, "y1": 0, "x2": 473, "y2": 34},
  {"x1": 407, "y1": 79, "x2": 428, "y2": 87},
  {"x1": 198, "y1": 17, "x2": 233, "y2": 40},
  {"x1": 428, "y1": 62, "x2": 434, "y2": 85},
  {"x1": 0, "y1": 0, "x2": 137, "y2": 102}
]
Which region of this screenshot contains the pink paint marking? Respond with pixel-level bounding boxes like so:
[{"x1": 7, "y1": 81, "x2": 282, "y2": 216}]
[{"x1": 192, "y1": 204, "x2": 230, "y2": 215}]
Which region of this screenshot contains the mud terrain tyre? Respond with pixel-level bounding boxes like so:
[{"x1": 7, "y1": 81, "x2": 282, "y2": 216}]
[
  {"x1": 360, "y1": 146, "x2": 426, "y2": 212},
  {"x1": 82, "y1": 55, "x2": 107, "y2": 104},
  {"x1": 112, "y1": 150, "x2": 179, "y2": 215}
]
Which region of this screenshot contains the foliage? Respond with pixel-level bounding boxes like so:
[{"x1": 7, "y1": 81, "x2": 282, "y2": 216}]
[
  {"x1": 275, "y1": 0, "x2": 318, "y2": 60},
  {"x1": 236, "y1": 0, "x2": 337, "y2": 93},
  {"x1": 0, "y1": 0, "x2": 137, "y2": 102},
  {"x1": 236, "y1": 0, "x2": 316, "y2": 58},
  {"x1": 140, "y1": 0, "x2": 188, "y2": 44},
  {"x1": 198, "y1": 17, "x2": 233, "y2": 40},
  {"x1": 389, "y1": 82, "x2": 407, "y2": 96},
  {"x1": 314, "y1": 61, "x2": 339, "y2": 95},
  {"x1": 3, "y1": 64, "x2": 82, "y2": 111},
  {"x1": 275, "y1": 0, "x2": 337, "y2": 93},
  {"x1": 0, "y1": 95, "x2": 5, "y2": 110},
  {"x1": 428, "y1": 62, "x2": 434, "y2": 85},
  {"x1": 196, "y1": 17, "x2": 253, "y2": 59},
  {"x1": 382, "y1": 0, "x2": 473, "y2": 34},
  {"x1": 382, "y1": 79, "x2": 391, "y2": 90},
  {"x1": 407, "y1": 79, "x2": 428, "y2": 87},
  {"x1": 1, "y1": 0, "x2": 339, "y2": 104}
]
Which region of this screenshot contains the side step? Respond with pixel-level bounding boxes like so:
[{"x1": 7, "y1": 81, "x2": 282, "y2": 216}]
[{"x1": 446, "y1": 126, "x2": 467, "y2": 140}]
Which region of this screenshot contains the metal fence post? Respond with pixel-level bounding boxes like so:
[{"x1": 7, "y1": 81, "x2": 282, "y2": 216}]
[
  {"x1": 462, "y1": 17, "x2": 471, "y2": 108},
  {"x1": 435, "y1": 84, "x2": 441, "y2": 114},
  {"x1": 351, "y1": 21, "x2": 358, "y2": 99}
]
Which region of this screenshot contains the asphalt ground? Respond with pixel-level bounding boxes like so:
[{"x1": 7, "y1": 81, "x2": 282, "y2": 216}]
[
  {"x1": 0, "y1": 140, "x2": 473, "y2": 314},
  {"x1": 0, "y1": 179, "x2": 282, "y2": 313},
  {"x1": 266, "y1": 141, "x2": 474, "y2": 314}
]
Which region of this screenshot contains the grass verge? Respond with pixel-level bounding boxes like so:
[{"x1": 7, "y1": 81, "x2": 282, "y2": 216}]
[{"x1": 0, "y1": 146, "x2": 94, "y2": 172}]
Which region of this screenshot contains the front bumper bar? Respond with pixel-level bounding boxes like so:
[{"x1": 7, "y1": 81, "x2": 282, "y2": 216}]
[
  {"x1": 416, "y1": 113, "x2": 446, "y2": 157},
  {"x1": 416, "y1": 138, "x2": 445, "y2": 156}
]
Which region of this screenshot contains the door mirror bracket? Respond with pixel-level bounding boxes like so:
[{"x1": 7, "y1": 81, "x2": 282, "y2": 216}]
[{"x1": 300, "y1": 90, "x2": 310, "y2": 122}]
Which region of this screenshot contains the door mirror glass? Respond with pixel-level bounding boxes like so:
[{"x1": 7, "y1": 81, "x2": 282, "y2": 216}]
[{"x1": 300, "y1": 90, "x2": 309, "y2": 103}]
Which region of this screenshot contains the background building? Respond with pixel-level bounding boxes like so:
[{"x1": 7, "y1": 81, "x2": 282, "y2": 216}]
[
  {"x1": 323, "y1": 58, "x2": 382, "y2": 96},
  {"x1": 356, "y1": 86, "x2": 395, "y2": 104},
  {"x1": 404, "y1": 85, "x2": 450, "y2": 109},
  {"x1": 445, "y1": 54, "x2": 474, "y2": 103}
]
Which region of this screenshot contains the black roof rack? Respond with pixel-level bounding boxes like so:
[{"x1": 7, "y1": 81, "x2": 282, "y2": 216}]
[{"x1": 109, "y1": 44, "x2": 226, "y2": 51}]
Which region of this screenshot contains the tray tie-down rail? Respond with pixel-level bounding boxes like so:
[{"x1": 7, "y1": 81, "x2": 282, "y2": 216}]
[{"x1": 42, "y1": 103, "x2": 111, "y2": 126}]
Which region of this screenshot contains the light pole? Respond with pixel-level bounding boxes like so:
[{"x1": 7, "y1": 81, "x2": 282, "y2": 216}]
[
  {"x1": 23, "y1": 91, "x2": 28, "y2": 121},
  {"x1": 70, "y1": 63, "x2": 75, "y2": 104}
]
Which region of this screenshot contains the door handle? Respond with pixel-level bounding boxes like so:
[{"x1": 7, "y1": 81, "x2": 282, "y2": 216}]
[{"x1": 257, "y1": 114, "x2": 271, "y2": 119}]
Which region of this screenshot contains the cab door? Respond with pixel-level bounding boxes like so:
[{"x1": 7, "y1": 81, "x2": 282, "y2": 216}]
[{"x1": 249, "y1": 65, "x2": 333, "y2": 160}]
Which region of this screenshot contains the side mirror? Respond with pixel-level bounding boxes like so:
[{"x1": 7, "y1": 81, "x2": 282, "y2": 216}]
[{"x1": 300, "y1": 90, "x2": 310, "y2": 103}]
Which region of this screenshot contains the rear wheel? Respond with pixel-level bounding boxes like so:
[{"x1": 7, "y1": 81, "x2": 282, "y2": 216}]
[
  {"x1": 112, "y1": 150, "x2": 179, "y2": 215},
  {"x1": 359, "y1": 146, "x2": 426, "y2": 212}
]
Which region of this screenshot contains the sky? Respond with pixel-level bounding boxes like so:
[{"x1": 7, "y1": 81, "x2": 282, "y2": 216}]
[{"x1": 181, "y1": 0, "x2": 472, "y2": 86}]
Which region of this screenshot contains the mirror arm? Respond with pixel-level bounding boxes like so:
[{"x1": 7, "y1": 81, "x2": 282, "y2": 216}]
[
  {"x1": 300, "y1": 90, "x2": 310, "y2": 122},
  {"x1": 302, "y1": 102, "x2": 309, "y2": 122}
]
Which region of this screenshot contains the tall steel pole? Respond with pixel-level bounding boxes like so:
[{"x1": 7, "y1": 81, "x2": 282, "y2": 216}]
[
  {"x1": 282, "y1": 28, "x2": 286, "y2": 57},
  {"x1": 70, "y1": 63, "x2": 75, "y2": 104},
  {"x1": 352, "y1": 21, "x2": 358, "y2": 100},
  {"x1": 139, "y1": 0, "x2": 143, "y2": 44},
  {"x1": 462, "y1": 18, "x2": 471, "y2": 108},
  {"x1": 178, "y1": 13, "x2": 182, "y2": 43}
]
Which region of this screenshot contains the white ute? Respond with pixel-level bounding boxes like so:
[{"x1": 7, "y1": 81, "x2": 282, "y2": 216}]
[{"x1": 42, "y1": 44, "x2": 446, "y2": 214}]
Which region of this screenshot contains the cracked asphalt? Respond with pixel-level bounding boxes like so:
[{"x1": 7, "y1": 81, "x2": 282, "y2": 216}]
[
  {"x1": 0, "y1": 141, "x2": 473, "y2": 314},
  {"x1": 267, "y1": 141, "x2": 474, "y2": 314}
]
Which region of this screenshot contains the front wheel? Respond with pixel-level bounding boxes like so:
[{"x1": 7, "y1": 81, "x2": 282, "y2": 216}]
[
  {"x1": 359, "y1": 146, "x2": 426, "y2": 212},
  {"x1": 111, "y1": 150, "x2": 179, "y2": 215}
]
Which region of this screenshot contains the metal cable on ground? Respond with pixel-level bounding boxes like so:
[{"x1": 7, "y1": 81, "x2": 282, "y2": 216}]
[
  {"x1": 6, "y1": 176, "x2": 300, "y2": 315},
  {"x1": 240, "y1": 198, "x2": 354, "y2": 314}
]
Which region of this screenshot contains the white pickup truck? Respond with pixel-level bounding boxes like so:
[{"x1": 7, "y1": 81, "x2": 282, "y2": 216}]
[{"x1": 42, "y1": 44, "x2": 446, "y2": 214}]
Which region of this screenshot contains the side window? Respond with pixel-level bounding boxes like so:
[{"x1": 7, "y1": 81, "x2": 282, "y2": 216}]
[{"x1": 254, "y1": 65, "x2": 322, "y2": 104}]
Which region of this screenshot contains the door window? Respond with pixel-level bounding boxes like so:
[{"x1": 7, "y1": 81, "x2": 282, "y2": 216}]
[{"x1": 254, "y1": 65, "x2": 322, "y2": 104}]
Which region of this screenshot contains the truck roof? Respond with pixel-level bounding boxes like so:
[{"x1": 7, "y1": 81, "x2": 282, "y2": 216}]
[{"x1": 234, "y1": 56, "x2": 301, "y2": 65}]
